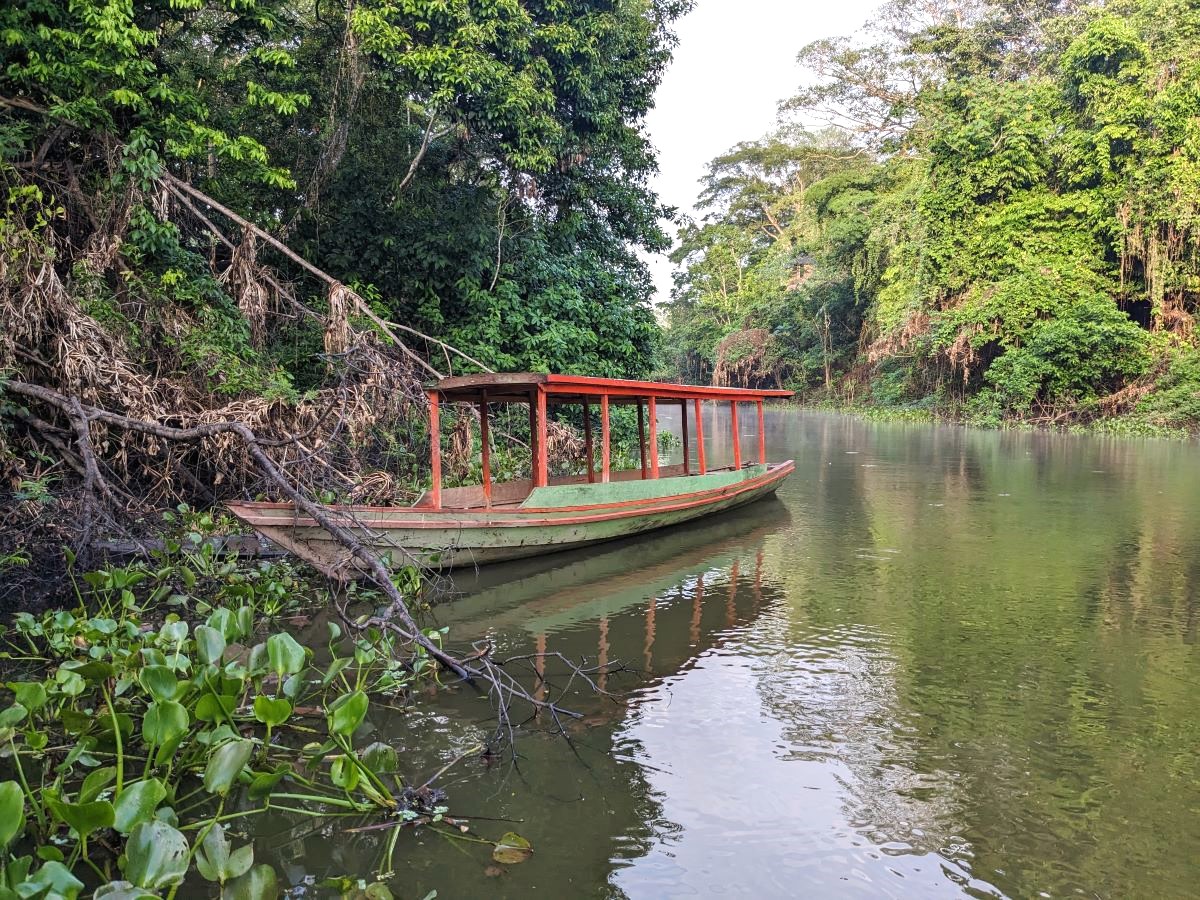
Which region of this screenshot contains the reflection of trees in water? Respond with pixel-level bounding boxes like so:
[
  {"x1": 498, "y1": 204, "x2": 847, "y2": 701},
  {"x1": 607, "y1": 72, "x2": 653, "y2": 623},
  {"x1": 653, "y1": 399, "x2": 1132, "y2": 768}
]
[{"x1": 767, "y1": 413, "x2": 1200, "y2": 899}]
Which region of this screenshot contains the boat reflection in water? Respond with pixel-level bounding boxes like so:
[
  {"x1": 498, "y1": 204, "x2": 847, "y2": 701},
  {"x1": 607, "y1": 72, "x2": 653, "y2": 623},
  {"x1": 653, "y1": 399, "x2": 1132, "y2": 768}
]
[
  {"x1": 431, "y1": 498, "x2": 793, "y2": 686},
  {"x1": 247, "y1": 500, "x2": 793, "y2": 898}
]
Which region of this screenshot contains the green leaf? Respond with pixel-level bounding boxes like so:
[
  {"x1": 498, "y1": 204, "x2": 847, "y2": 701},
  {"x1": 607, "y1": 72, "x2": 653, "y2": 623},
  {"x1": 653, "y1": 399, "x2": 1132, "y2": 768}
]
[
  {"x1": 0, "y1": 781, "x2": 26, "y2": 849},
  {"x1": 195, "y1": 625, "x2": 227, "y2": 665},
  {"x1": 204, "y1": 739, "x2": 254, "y2": 796},
  {"x1": 138, "y1": 666, "x2": 178, "y2": 703},
  {"x1": 247, "y1": 764, "x2": 290, "y2": 800},
  {"x1": 266, "y1": 633, "x2": 305, "y2": 678},
  {"x1": 0, "y1": 704, "x2": 28, "y2": 728},
  {"x1": 359, "y1": 742, "x2": 398, "y2": 775},
  {"x1": 329, "y1": 754, "x2": 360, "y2": 791},
  {"x1": 113, "y1": 779, "x2": 167, "y2": 835},
  {"x1": 65, "y1": 660, "x2": 114, "y2": 683},
  {"x1": 25, "y1": 861, "x2": 84, "y2": 899},
  {"x1": 80, "y1": 766, "x2": 117, "y2": 803},
  {"x1": 195, "y1": 693, "x2": 237, "y2": 723},
  {"x1": 224, "y1": 864, "x2": 278, "y2": 900},
  {"x1": 93, "y1": 881, "x2": 159, "y2": 899},
  {"x1": 7, "y1": 681, "x2": 47, "y2": 712},
  {"x1": 45, "y1": 794, "x2": 114, "y2": 839},
  {"x1": 195, "y1": 823, "x2": 254, "y2": 884},
  {"x1": 124, "y1": 820, "x2": 189, "y2": 891},
  {"x1": 326, "y1": 690, "x2": 368, "y2": 737},
  {"x1": 492, "y1": 831, "x2": 533, "y2": 864},
  {"x1": 252, "y1": 695, "x2": 292, "y2": 728},
  {"x1": 142, "y1": 700, "x2": 189, "y2": 747}
]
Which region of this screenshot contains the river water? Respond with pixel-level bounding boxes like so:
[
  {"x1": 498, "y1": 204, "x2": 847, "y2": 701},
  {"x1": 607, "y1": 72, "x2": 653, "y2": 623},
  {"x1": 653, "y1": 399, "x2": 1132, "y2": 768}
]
[{"x1": 286, "y1": 411, "x2": 1200, "y2": 898}]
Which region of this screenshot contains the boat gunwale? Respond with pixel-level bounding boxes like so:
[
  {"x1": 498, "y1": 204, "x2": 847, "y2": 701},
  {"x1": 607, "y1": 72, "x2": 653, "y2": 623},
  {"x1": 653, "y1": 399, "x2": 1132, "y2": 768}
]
[{"x1": 227, "y1": 460, "x2": 793, "y2": 530}]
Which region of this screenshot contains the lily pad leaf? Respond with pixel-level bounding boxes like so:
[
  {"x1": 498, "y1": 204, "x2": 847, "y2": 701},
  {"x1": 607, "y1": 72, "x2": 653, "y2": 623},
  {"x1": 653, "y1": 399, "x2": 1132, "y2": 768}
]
[
  {"x1": 124, "y1": 820, "x2": 189, "y2": 890},
  {"x1": 0, "y1": 781, "x2": 26, "y2": 849},
  {"x1": 326, "y1": 690, "x2": 368, "y2": 737},
  {"x1": 195, "y1": 823, "x2": 254, "y2": 884},
  {"x1": 142, "y1": 700, "x2": 189, "y2": 747},
  {"x1": 7, "y1": 681, "x2": 47, "y2": 712},
  {"x1": 359, "y1": 742, "x2": 398, "y2": 775},
  {"x1": 204, "y1": 738, "x2": 254, "y2": 796},
  {"x1": 139, "y1": 666, "x2": 178, "y2": 703},
  {"x1": 80, "y1": 766, "x2": 117, "y2": 803},
  {"x1": 195, "y1": 625, "x2": 227, "y2": 665},
  {"x1": 224, "y1": 863, "x2": 279, "y2": 900},
  {"x1": 25, "y1": 860, "x2": 85, "y2": 899},
  {"x1": 45, "y1": 794, "x2": 114, "y2": 839},
  {"x1": 492, "y1": 832, "x2": 533, "y2": 865},
  {"x1": 93, "y1": 880, "x2": 159, "y2": 900},
  {"x1": 252, "y1": 695, "x2": 292, "y2": 728},
  {"x1": 113, "y1": 778, "x2": 167, "y2": 835},
  {"x1": 266, "y1": 633, "x2": 305, "y2": 678}
]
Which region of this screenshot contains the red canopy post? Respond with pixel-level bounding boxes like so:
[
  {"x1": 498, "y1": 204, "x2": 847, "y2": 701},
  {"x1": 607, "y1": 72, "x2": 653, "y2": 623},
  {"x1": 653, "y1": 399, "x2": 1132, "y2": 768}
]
[
  {"x1": 637, "y1": 401, "x2": 647, "y2": 479},
  {"x1": 583, "y1": 400, "x2": 595, "y2": 483},
  {"x1": 681, "y1": 399, "x2": 690, "y2": 475},
  {"x1": 427, "y1": 390, "x2": 442, "y2": 509},
  {"x1": 479, "y1": 389, "x2": 491, "y2": 508},
  {"x1": 730, "y1": 400, "x2": 742, "y2": 470},
  {"x1": 600, "y1": 394, "x2": 611, "y2": 483},
  {"x1": 648, "y1": 396, "x2": 659, "y2": 478},
  {"x1": 528, "y1": 390, "x2": 539, "y2": 487},
  {"x1": 756, "y1": 399, "x2": 765, "y2": 465},
  {"x1": 694, "y1": 398, "x2": 706, "y2": 474},
  {"x1": 535, "y1": 387, "x2": 549, "y2": 487}
]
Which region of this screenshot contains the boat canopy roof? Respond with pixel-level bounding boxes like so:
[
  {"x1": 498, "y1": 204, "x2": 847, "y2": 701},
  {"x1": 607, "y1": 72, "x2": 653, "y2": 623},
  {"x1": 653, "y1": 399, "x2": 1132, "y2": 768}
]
[{"x1": 432, "y1": 373, "x2": 793, "y2": 404}]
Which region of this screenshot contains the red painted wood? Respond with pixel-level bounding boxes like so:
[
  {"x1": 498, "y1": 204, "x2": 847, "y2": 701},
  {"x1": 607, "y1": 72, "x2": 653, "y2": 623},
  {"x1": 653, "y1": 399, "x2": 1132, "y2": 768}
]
[
  {"x1": 601, "y1": 394, "x2": 611, "y2": 483},
  {"x1": 756, "y1": 400, "x2": 765, "y2": 464},
  {"x1": 427, "y1": 390, "x2": 442, "y2": 509},
  {"x1": 648, "y1": 396, "x2": 659, "y2": 479},
  {"x1": 583, "y1": 400, "x2": 595, "y2": 483},
  {"x1": 535, "y1": 387, "x2": 549, "y2": 487},
  {"x1": 479, "y1": 391, "x2": 491, "y2": 508},
  {"x1": 528, "y1": 390, "x2": 539, "y2": 487},
  {"x1": 694, "y1": 398, "x2": 706, "y2": 474},
  {"x1": 434, "y1": 372, "x2": 793, "y2": 403},
  {"x1": 637, "y1": 402, "x2": 647, "y2": 480},
  {"x1": 731, "y1": 401, "x2": 742, "y2": 470},
  {"x1": 681, "y1": 399, "x2": 690, "y2": 475}
]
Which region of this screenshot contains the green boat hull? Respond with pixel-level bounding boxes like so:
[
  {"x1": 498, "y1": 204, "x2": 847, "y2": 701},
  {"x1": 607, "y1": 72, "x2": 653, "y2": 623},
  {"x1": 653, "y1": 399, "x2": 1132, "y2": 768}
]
[{"x1": 228, "y1": 462, "x2": 793, "y2": 572}]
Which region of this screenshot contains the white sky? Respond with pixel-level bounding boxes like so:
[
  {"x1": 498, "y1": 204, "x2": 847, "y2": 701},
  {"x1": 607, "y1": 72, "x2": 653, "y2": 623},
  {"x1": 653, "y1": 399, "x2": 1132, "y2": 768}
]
[{"x1": 643, "y1": 0, "x2": 880, "y2": 305}]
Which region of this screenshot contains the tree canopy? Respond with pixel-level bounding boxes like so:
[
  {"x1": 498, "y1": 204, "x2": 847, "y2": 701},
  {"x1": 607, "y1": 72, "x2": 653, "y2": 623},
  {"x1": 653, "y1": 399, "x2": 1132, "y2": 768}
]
[{"x1": 662, "y1": 0, "x2": 1200, "y2": 431}]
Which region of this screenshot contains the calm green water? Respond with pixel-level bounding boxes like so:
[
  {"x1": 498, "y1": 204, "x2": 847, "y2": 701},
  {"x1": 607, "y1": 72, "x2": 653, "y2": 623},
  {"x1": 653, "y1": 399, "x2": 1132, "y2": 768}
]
[{"x1": 284, "y1": 412, "x2": 1200, "y2": 898}]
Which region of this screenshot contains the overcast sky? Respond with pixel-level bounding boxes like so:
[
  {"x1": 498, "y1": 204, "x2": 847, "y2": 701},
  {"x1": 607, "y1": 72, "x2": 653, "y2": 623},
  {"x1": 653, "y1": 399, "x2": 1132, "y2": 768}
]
[{"x1": 643, "y1": 0, "x2": 880, "y2": 305}]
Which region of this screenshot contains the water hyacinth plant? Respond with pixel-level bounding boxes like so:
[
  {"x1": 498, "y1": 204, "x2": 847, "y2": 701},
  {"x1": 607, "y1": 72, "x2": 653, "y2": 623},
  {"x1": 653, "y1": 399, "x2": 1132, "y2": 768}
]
[{"x1": 0, "y1": 529, "x2": 457, "y2": 899}]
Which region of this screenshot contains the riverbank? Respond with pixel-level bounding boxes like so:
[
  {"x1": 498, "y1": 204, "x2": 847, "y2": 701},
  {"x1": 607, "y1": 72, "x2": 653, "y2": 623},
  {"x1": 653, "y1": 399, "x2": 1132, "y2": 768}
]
[{"x1": 800, "y1": 394, "x2": 1200, "y2": 441}]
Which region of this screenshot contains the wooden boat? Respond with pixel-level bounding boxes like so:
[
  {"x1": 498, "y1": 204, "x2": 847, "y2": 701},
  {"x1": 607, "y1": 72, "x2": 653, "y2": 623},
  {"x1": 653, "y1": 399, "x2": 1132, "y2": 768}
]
[{"x1": 227, "y1": 373, "x2": 794, "y2": 571}]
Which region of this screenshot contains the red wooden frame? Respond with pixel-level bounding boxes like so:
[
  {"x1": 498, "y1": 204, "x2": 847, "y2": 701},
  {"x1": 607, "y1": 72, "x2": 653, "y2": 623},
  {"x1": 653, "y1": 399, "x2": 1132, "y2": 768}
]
[
  {"x1": 427, "y1": 390, "x2": 442, "y2": 509},
  {"x1": 426, "y1": 374, "x2": 792, "y2": 500},
  {"x1": 637, "y1": 402, "x2": 647, "y2": 480},
  {"x1": 648, "y1": 396, "x2": 659, "y2": 479},
  {"x1": 480, "y1": 390, "x2": 491, "y2": 508},
  {"x1": 681, "y1": 399, "x2": 690, "y2": 475},
  {"x1": 600, "y1": 394, "x2": 611, "y2": 483},
  {"x1": 756, "y1": 399, "x2": 765, "y2": 465},
  {"x1": 535, "y1": 387, "x2": 549, "y2": 487},
  {"x1": 583, "y1": 400, "x2": 595, "y2": 483},
  {"x1": 730, "y1": 400, "x2": 741, "y2": 470}
]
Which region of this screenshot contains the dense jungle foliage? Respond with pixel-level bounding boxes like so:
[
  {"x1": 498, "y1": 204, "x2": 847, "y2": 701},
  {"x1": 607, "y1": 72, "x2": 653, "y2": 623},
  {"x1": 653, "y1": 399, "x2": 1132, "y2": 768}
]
[
  {"x1": 1, "y1": 0, "x2": 684, "y2": 382},
  {"x1": 0, "y1": 0, "x2": 691, "y2": 580},
  {"x1": 662, "y1": 0, "x2": 1200, "y2": 433}
]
